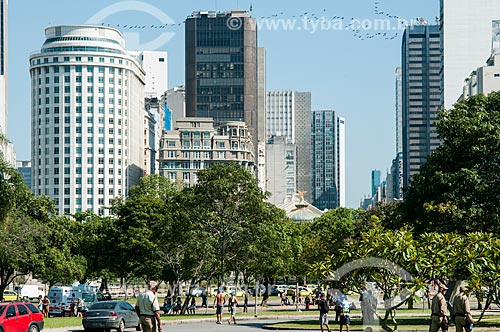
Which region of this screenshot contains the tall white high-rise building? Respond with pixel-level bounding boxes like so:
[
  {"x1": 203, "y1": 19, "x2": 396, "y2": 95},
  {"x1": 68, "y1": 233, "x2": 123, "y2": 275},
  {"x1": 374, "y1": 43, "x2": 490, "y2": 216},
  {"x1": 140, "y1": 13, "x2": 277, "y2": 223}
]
[
  {"x1": 441, "y1": 0, "x2": 500, "y2": 108},
  {"x1": 130, "y1": 50, "x2": 168, "y2": 98},
  {"x1": 29, "y1": 25, "x2": 145, "y2": 215},
  {"x1": 0, "y1": 0, "x2": 14, "y2": 165},
  {"x1": 395, "y1": 67, "x2": 403, "y2": 154},
  {"x1": 266, "y1": 91, "x2": 312, "y2": 202},
  {"x1": 0, "y1": 0, "x2": 6, "y2": 139}
]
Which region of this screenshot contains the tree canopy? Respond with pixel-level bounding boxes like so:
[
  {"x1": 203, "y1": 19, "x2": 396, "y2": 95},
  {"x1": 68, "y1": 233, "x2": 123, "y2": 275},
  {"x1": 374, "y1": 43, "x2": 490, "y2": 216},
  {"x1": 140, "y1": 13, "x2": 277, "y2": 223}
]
[{"x1": 402, "y1": 92, "x2": 500, "y2": 234}]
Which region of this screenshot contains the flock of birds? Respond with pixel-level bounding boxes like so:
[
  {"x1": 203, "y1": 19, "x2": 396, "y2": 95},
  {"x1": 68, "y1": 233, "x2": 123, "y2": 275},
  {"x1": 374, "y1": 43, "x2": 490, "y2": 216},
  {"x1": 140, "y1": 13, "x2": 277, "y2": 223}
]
[{"x1": 98, "y1": 1, "x2": 433, "y2": 42}]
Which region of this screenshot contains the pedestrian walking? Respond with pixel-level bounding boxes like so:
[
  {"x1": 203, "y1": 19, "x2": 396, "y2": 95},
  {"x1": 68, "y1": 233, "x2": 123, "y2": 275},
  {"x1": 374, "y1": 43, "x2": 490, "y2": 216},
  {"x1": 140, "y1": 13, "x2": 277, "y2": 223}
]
[
  {"x1": 213, "y1": 288, "x2": 225, "y2": 324},
  {"x1": 430, "y1": 282, "x2": 449, "y2": 332},
  {"x1": 37, "y1": 295, "x2": 43, "y2": 311},
  {"x1": 243, "y1": 293, "x2": 248, "y2": 313},
  {"x1": 135, "y1": 281, "x2": 162, "y2": 332},
  {"x1": 228, "y1": 292, "x2": 239, "y2": 324},
  {"x1": 339, "y1": 295, "x2": 351, "y2": 332},
  {"x1": 201, "y1": 291, "x2": 208, "y2": 308},
  {"x1": 42, "y1": 295, "x2": 50, "y2": 318},
  {"x1": 318, "y1": 293, "x2": 331, "y2": 332},
  {"x1": 452, "y1": 286, "x2": 474, "y2": 332}
]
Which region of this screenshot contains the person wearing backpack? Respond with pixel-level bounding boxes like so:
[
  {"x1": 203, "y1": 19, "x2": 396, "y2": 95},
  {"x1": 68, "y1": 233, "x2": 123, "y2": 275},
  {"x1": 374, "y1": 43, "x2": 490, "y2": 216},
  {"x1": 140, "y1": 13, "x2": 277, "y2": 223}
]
[{"x1": 318, "y1": 293, "x2": 331, "y2": 332}]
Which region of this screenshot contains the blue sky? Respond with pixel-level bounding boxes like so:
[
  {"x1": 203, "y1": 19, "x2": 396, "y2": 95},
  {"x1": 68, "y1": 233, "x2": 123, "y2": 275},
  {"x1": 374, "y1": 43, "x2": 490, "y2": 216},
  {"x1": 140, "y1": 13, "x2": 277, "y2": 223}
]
[{"x1": 8, "y1": 0, "x2": 438, "y2": 207}]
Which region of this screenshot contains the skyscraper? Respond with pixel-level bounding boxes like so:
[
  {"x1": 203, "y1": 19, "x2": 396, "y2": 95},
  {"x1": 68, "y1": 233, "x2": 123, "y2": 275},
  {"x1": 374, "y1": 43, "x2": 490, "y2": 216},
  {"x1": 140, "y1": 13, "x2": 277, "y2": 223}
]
[
  {"x1": 266, "y1": 91, "x2": 312, "y2": 202},
  {"x1": 312, "y1": 110, "x2": 345, "y2": 210},
  {"x1": 0, "y1": 0, "x2": 14, "y2": 164},
  {"x1": 440, "y1": 0, "x2": 500, "y2": 108},
  {"x1": 0, "y1": 0, "x2": 6, "y2": 137},
  {"x1": 130, "y1": 51, "x2": 168, "y2": 98},
  {"x1": 371, "y1": 169, "x2": 381, "y2": 198},
  {"x1": 185, "y1": 11, "x2": 259, "y2": 162},
  {"x1": 266, "y1": 135, "x2": 296, "y2": 205},
  {"x1": 29, "y1": 25, "x2": 145, "y2": 215},
  {"x1": 257, "y1": 47, "x2": 267, "y2": 191},
  {"x1": 395, "y1": 67, "x2": 403, "y2": 154},
  {"x1": 402, "y1": 25, "x2": 442, "y2": 188}
]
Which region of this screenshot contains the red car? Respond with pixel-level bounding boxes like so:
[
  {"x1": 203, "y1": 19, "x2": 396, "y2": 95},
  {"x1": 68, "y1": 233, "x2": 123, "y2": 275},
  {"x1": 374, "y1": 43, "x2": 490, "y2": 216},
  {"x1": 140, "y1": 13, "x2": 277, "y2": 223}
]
[{"x1": 0, "y1": 301, "x2": 44, "y2": 332}]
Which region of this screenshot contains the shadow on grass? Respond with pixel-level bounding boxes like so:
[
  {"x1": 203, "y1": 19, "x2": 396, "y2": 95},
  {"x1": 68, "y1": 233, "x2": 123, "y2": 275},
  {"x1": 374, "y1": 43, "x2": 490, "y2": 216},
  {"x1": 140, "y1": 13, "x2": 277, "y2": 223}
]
[{"x1": 266, "y1": 316, "x2": 500, "y2": 331}]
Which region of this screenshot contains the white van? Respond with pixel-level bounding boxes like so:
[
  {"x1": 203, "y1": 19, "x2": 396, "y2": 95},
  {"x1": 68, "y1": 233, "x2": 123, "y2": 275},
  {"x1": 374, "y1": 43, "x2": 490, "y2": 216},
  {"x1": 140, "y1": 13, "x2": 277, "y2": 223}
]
[
  {"x1": 48, "y1": 286, "x2": 74, "y2": 317},
  {"x1": 48, "y1": 285, "x2": 105, "y2": 317},
  {"x1": 13, "y1": 285, "x2": 45, "y2": 300}
]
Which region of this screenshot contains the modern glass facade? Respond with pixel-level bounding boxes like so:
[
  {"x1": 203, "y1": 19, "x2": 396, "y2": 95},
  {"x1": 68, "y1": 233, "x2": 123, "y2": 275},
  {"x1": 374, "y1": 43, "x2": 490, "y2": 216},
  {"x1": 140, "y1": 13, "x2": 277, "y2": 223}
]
[
  {"x1": 185, "y1": 11, "x2": 258, "y2": 162},
  {"x1": 311, "y1": 110, "x2": 345, "y2": 210},
  {"x1": 402, "y1": 25, "x2": 442, "y2": 189},
  {"x1": 371, "y1": 170, "x2": 381, "y2": 197}
]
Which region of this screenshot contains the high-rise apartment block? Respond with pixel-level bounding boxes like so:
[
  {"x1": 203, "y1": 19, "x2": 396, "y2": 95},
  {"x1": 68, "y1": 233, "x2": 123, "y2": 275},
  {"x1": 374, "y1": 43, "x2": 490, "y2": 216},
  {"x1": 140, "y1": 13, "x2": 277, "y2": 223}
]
[
  {"x1": 29, "y1": 25, "x2": 146, "y2": 215},
  {"x1": 266, "y1": 91, "x2": 312, "y2": 202},
  {"x1": 402, "y1": 25, "x2": 442, "y2": 188},
  {"x1": 311, "y1": 110, "x2": 345, "y2": 209},
  {"x1": 440, "y1": 0, "x2": 500, "y2": 108}
]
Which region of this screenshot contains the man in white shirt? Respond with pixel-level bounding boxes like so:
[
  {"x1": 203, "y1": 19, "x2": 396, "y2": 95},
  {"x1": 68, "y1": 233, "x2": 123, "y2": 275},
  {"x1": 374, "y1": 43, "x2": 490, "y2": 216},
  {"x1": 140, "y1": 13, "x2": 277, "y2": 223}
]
[{"x1": 135, "y1": 281, "x2": 162, "y2": 332}]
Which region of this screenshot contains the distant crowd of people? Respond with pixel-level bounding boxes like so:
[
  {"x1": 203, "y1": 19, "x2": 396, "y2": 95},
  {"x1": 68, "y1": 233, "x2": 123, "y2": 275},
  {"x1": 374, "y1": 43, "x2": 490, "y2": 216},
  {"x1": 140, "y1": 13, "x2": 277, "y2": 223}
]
[{"x1": 130, "y1": 280, "x2": 475, "y2": 332}]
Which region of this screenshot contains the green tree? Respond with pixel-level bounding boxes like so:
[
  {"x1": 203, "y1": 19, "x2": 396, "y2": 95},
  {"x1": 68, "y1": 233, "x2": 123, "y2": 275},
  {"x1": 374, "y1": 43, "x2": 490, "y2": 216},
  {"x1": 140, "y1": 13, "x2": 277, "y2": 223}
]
[
  {"x1": 402, "y1": 92, "x2": 500, "y2": 234},
  {"x1": 191, "y1": 162, "x2": 269, "y2": 286},
  {"x1": 110, "y1": 175, "x2": 178, "y2": 284},
  {"x1": 31, "y1": 199, "x2": 87, "y2": 287},
  {"x1": 305, "y1": 207, "x2": 365, "y2": 265},
  {"x1": 0, "y1": 157, "x2": 44, "y2": 300}
]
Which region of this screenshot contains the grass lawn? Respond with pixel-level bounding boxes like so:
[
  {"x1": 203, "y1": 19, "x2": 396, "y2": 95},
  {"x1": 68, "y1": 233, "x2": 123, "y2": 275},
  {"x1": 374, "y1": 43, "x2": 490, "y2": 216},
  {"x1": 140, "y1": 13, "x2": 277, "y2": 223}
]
[
  {"x1": 267, "y1": 315, "x2": 500, "y2": 330},
  {"x1": 43, "y1": 317, "x2": 83, "y2": 329}
]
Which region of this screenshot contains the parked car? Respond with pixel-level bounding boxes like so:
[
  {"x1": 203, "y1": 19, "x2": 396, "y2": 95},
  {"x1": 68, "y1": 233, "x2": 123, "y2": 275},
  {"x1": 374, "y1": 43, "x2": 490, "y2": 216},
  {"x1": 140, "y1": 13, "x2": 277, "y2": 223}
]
[
  {"x1": 190, "y1": 287, "x2": 206, "y2": 297},
  {"x1": 249, "y1": 285, "x2": 266, "y2": 296},
  {"x1": 286, "y1": 287, "x2": 312, "y2": 297},
  {"x1": 271, "y1": 285, "x2": 289, "y2": 296},
  {"x1": 223, "y1": 286, "x2": 244, "y2": 297},
  {"x1": 0, "y1": 301, "x2": 44, "y2": 332},
  {"x1": 1, "y1": 291, "x2": 18, "y2": 302},
  {"x1": 82, "y1": 300, "x2": 140, "y2": 332}
]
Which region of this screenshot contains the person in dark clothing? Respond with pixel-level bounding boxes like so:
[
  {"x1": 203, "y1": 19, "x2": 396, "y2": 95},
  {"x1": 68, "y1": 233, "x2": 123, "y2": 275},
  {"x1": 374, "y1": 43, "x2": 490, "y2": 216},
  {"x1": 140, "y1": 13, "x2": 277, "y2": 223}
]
[{"x1": 318, "y1": 293, "x2": 331, "y2": 332}]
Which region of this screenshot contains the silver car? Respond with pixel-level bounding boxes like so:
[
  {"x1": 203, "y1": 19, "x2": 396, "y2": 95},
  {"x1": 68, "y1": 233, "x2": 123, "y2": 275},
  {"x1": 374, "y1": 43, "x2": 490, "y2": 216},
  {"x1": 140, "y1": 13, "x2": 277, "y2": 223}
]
[{"x1": 82, "y1": 300, "x2": 140, "y2": 332}]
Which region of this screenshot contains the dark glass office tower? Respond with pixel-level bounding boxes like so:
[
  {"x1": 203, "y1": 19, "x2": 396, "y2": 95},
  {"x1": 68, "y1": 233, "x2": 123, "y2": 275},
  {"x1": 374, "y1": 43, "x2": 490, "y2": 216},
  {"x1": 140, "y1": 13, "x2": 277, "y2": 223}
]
[
  {"x1": 402, "y1": 25, "x2": 442, "y2": 189},
  {"x1": 185, "y1": 11, "x2": 258, "y2": 157},
  {"x1": 312, "y1": 110, "x2": 345, "y2": 210}
]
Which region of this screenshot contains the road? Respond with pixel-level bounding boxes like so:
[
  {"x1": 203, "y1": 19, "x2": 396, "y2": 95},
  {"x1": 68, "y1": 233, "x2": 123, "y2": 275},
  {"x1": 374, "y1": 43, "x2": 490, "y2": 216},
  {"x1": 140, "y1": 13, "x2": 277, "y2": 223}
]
[{"x1": 45, "y1": 317, "x2": 307, "y2": 332}]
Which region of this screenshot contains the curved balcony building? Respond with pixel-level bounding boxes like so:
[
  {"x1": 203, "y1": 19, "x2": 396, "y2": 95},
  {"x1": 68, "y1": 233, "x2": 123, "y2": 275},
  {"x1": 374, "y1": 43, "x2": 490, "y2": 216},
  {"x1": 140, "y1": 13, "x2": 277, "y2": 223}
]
[{"x1": 29, "y1": 25, "x2": 145, "y2": 215}]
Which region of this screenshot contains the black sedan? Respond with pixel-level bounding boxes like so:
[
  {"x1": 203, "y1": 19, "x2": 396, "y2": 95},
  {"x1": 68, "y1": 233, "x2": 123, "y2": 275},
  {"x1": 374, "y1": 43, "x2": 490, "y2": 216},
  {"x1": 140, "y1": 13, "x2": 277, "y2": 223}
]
[{"x1": 82, "y1": 300, "x2": 140, "y2": 332}]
